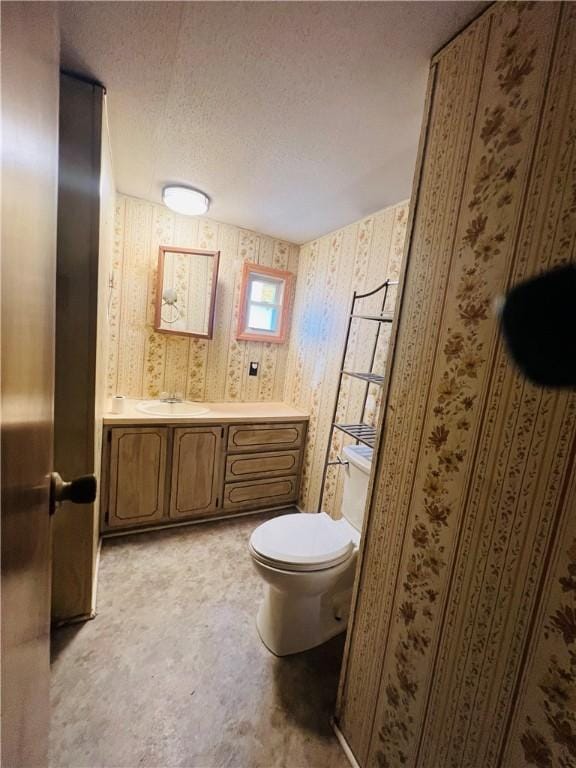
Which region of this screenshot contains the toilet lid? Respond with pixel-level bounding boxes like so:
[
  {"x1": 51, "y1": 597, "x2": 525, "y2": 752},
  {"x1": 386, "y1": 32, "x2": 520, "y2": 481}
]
[{"x1": 250, "y1": 512, "x2": 353, "y2": 568}]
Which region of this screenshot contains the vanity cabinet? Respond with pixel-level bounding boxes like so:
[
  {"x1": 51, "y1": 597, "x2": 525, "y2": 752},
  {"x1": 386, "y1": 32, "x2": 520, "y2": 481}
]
[{"x1": 100, "y1": 417, "x2": 307, "y2": 534}]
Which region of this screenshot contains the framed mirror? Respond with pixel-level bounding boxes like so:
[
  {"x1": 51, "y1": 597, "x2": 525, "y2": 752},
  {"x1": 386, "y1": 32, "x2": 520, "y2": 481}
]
[{"x1": 155, "y1": 246, "x2": 220, "y2": 338}]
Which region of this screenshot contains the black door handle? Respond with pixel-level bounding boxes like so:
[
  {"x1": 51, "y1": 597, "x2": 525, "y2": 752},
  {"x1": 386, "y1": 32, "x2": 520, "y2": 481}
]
[{"x1": 50, "y1": 472, "x2": 97, "y2": 515}]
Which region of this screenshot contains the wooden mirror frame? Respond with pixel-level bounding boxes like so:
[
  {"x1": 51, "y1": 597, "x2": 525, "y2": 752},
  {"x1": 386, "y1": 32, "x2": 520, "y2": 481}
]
[{"x1": 154, "y1": 246, "x2": 220, "y2": 339}]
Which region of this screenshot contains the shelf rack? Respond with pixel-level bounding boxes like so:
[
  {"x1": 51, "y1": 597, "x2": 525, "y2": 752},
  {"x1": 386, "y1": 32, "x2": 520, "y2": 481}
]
[
  {"x1": 341, "y1": 371, "x2": 385, "y2": 386},
  {"x1": 333, "y1": 423, "x2": 378, "y2": 448},
  {"x1": 318, "y1": 278, "x2": 398, "y2": 512}
]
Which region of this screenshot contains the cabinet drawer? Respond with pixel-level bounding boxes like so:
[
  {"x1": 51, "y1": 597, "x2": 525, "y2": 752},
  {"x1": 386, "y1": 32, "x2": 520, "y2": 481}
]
[
  {"x1": 223, "y1": 476, "x2": 298, "y2": 511},
  {"x1": 227, "y1": 422, "x2": 305, "y2": 452},
  {"x1": 225, "y1": 449, "x2": 300, "y2": 482}
]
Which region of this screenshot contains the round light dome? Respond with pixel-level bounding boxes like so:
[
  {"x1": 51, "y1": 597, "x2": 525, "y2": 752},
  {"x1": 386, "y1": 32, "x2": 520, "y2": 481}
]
[{"x1": 162, "y1": 186, "x2": 210, "y2": 216}]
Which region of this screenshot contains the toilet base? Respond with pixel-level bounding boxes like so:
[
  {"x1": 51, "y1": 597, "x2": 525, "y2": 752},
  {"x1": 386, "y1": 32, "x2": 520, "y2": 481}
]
[{"x1": 255, "y1": 581, "x2": 353, "y2": 656}]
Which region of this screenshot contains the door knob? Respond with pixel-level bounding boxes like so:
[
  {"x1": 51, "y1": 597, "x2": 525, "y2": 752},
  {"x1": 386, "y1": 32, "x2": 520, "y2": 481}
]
[{"x1": 50, "y1": 472, "x2": 97, "y2": 515}]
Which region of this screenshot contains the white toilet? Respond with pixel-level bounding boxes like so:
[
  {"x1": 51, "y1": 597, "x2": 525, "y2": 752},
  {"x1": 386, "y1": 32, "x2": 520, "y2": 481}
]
[{"x1": 249, "y1": 444, "x2": 373, "y2": 656}]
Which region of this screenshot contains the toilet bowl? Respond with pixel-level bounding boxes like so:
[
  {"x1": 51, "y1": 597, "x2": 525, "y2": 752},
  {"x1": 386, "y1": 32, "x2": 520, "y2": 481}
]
[{"x1": 249, "y1": 444, "x2": 373, "y2": 656}]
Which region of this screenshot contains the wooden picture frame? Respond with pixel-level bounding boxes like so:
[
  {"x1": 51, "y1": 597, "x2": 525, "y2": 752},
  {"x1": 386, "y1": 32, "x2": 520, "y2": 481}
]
[
  {"x1": 154, "y1": 246, "x2": 220, "y2": 339},
  {"x1": 236, "y1": 262, "x2": 295, "y2": 344}
]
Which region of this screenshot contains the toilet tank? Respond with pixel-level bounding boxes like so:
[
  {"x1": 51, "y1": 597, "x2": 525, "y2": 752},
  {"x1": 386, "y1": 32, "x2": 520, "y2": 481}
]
[{"x1": 341, "y1": 444, "x2": 373, "y2": 532}]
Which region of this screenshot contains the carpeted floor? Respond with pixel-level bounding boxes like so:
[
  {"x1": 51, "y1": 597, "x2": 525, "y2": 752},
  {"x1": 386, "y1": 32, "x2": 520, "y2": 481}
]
[{"x1": 50, "y1": 511, "x2": 349, "y2": 768}]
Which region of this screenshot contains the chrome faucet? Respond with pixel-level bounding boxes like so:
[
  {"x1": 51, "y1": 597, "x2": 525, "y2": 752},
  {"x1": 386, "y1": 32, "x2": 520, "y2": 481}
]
[{"x1": 159, "y1": 391, "x2": 183, "y2": 403}]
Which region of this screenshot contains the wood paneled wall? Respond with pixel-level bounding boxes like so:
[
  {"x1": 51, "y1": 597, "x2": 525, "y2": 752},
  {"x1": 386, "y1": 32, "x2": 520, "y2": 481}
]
[
  {"x1": 337, "y1": 3, "x2": 576, "y2": 767},
  {"x1": 107, "y1": 195, "x2": 299, "y2": 403},
  {"x1": 284, "y1": 201, "x2": 408, "y2": 514}
]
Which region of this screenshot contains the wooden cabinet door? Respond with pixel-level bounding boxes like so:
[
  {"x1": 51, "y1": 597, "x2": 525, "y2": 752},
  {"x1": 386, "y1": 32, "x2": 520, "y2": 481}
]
[
  {"x1": 170, "y1": 427, "x2": 222, "y2": 519},
  {"x1": 107, "y1": 428, "x2": 168, "y2": 528}
]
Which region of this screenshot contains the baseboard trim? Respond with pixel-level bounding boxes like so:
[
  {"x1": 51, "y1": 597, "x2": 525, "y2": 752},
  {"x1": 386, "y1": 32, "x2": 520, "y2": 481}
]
[
  {"x1": 91, "y1": 536, "x2": 102, "y2": 615},
  {"x1": 332, "y1": 720, "x2": 361, "y2": 768},
  {"x1": 101, "y1": 505, "x2": 297, "y2": 539}
]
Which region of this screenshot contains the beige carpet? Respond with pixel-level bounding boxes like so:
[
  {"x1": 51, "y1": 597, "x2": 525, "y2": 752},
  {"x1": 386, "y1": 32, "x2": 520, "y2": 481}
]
[{"x1": 50, "y1": 511, "x2": 349, "y2": 768}]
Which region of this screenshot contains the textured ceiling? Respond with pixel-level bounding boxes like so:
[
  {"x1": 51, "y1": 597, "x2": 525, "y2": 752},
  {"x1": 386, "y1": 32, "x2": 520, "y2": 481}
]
[{"x1": 59, "y1": 1, "x2": 486, "y2": 243}]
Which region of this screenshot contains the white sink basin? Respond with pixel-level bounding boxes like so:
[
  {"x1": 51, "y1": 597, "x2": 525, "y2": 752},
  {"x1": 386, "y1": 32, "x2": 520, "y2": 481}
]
[{"x1": 136, "y1": 400, "x2": 210, "y2": 417}]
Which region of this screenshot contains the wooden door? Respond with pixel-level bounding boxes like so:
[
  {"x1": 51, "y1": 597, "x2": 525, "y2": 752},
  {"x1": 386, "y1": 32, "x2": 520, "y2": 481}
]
[
  {"x1": 170, "y1": 427, "x2": 222, "y2": 519},
  {"x1": 1, "y1": 4, "x2": 60, "y2": 766},
  {"x1": 107, "y1": 428, "x2": 168, "y2": 528}
]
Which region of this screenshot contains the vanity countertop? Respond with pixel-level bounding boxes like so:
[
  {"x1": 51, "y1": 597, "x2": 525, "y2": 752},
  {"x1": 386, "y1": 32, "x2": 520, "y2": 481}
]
[{"x1": 103, "y1": 399, "x2": 309, "y2": 425}]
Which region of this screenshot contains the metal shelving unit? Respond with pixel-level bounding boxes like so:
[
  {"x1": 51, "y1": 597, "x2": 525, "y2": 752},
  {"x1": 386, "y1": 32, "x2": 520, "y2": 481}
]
[{"x1": 318, "y1": 278, "x2": 398, "y2": 512}]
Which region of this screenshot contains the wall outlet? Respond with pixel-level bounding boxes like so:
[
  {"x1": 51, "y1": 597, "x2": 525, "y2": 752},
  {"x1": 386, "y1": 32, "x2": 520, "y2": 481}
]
[{"x1": 249, "y1": 361, "x2": 259, "y2": 376}]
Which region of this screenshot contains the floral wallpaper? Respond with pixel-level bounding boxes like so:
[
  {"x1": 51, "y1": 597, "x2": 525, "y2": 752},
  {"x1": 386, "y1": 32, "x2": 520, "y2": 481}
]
[
  {"x1": 107, "y1": 195, "x2": 298, "y2": 402},
  {"x1": 283, "y1": 200, "x2": 408, "y2": 515},
  {"x1": 517, "y1": 534, "x2": 576, "y2": 768},
  {"x1": 337, "y1": 3, "x2": 576, "y2": 768}
]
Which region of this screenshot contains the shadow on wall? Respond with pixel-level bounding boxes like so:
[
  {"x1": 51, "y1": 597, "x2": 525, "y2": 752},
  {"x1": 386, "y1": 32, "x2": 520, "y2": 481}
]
[
  {"x1": 272, "y1": 632, "x2": 346, "y2": 740},
  {"x1": 50, "y1": 621, "x2": 87, "y2": 664}
]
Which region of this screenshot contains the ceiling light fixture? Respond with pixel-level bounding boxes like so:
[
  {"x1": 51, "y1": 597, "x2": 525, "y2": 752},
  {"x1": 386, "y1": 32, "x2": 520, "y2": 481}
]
[{"x1": 162, "y1": 185, "x2": 210, "y2": 216}]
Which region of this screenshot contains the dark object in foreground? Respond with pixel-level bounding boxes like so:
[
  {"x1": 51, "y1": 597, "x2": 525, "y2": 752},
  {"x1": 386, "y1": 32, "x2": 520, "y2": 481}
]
[{"x1": 501, "y1": 264, "x2": 576, "y2": 388}]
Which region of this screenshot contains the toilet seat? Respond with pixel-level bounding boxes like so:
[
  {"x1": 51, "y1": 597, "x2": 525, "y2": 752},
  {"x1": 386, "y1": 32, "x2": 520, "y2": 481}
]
[{"x1": 249, "y1": 512, "x2": 354, "y2": 573}]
